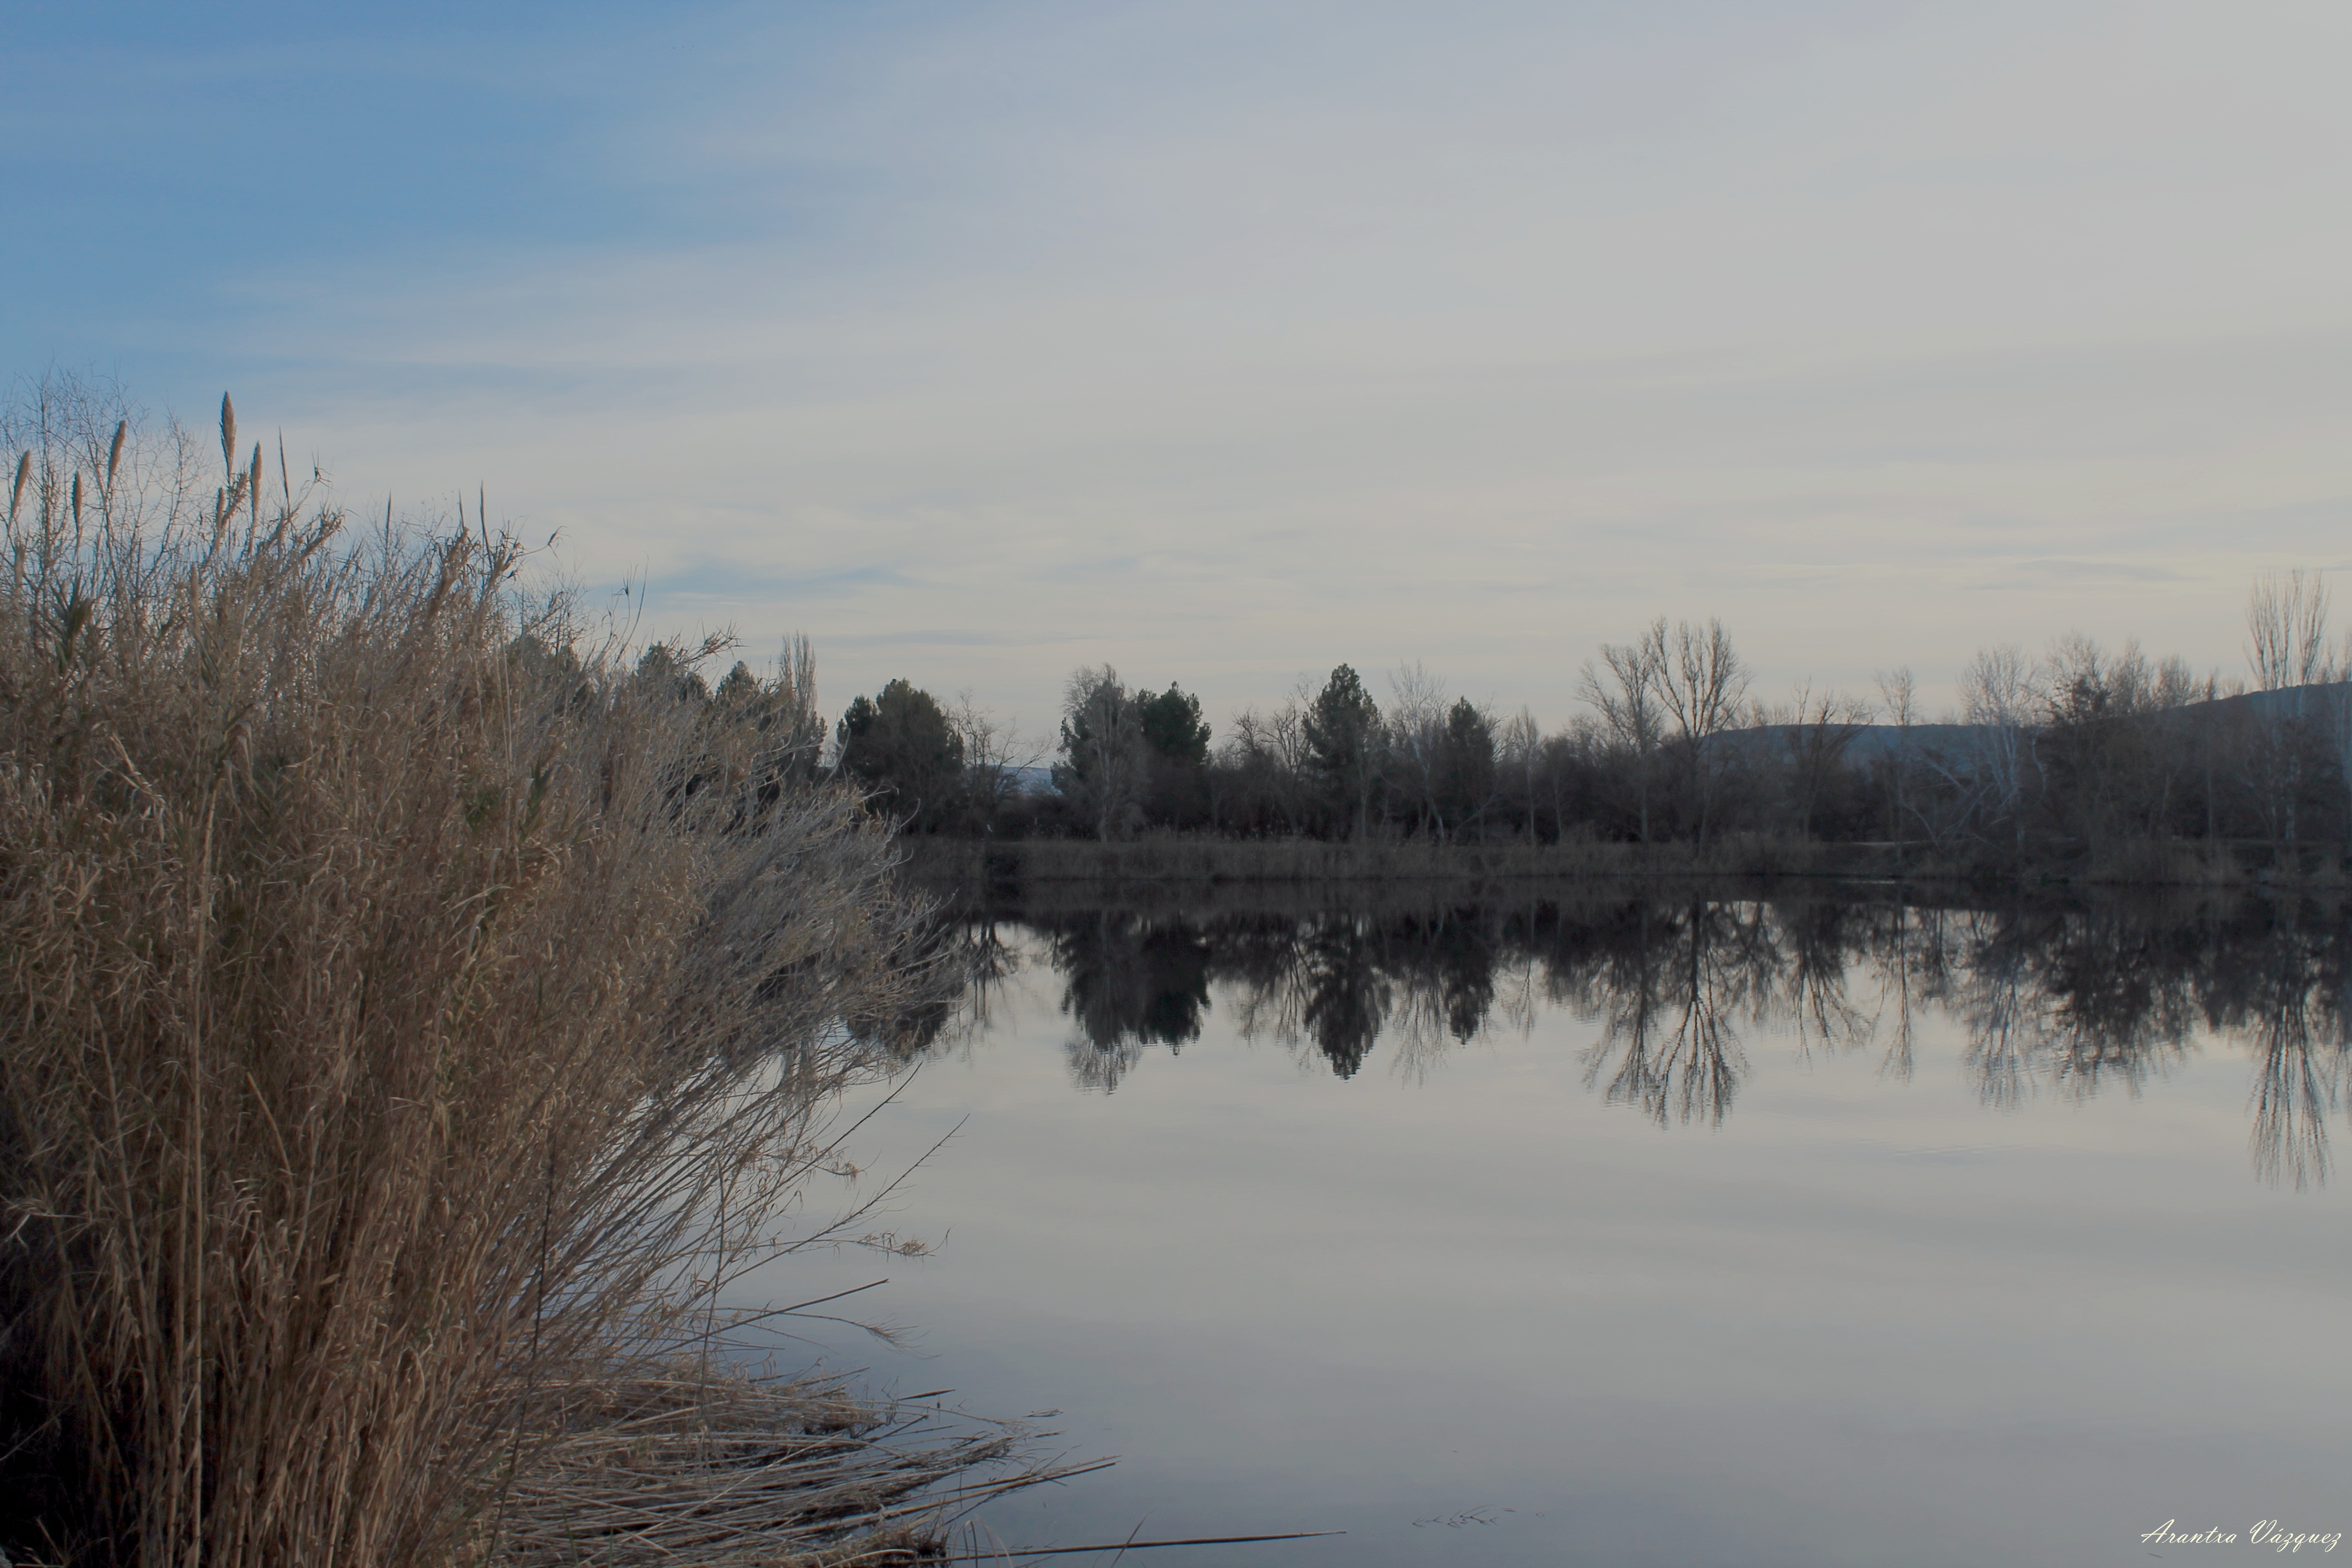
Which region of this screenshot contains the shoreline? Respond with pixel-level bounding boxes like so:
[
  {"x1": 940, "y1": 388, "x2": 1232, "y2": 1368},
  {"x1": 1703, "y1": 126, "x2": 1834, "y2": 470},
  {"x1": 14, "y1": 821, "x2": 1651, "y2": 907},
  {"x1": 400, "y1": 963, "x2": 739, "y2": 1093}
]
[{"x1": 898, "y1": 834, "x2": 2346, "y2": 894}]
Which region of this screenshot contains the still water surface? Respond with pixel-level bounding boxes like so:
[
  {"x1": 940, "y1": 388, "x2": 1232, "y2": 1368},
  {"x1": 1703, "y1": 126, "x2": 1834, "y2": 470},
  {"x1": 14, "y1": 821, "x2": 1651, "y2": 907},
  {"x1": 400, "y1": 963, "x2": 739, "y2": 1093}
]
[{"x1": 752, "y1": 892, "x2": 2352, "y2": 1566}]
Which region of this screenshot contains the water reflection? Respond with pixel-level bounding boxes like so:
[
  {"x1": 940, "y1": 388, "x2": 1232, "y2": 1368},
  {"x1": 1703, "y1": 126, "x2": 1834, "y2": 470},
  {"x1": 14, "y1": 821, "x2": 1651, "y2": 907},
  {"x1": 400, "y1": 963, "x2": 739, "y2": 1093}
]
[{"x1": 919, "y1": 894, "x2": 2352, "y2": 1188}]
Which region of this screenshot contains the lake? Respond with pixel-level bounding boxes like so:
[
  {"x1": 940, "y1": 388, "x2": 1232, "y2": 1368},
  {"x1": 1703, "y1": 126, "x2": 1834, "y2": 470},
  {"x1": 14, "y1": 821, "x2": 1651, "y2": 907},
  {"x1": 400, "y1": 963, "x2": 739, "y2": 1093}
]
[{"x1": 747, "y1": 888, "x2": 2352, "y2": 1566}]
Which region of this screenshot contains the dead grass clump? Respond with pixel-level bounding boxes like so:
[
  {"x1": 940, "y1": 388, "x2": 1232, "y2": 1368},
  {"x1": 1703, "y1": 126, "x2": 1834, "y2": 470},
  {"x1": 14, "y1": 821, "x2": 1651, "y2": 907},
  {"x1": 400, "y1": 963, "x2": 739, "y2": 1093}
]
[
  {"x1": 0, "y1": 377, "x2": 994, "y2": 1566},
  {"x1": 493, "y1": 1366, "x2": 1059, "y2": 1568}
]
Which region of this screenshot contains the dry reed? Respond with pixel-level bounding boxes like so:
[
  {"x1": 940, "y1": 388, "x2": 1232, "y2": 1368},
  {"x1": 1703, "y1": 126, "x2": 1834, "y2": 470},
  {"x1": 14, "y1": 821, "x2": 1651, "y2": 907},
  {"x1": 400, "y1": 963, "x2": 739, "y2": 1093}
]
[{"x1": 0, "y1": 377, "x2": 1059, "y2": 1567}]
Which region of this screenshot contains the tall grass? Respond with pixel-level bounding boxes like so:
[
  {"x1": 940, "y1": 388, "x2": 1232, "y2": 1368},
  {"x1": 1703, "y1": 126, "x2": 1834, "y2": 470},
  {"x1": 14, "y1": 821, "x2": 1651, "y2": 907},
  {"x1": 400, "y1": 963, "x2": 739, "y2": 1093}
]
[{"x1": 0, "y1": 378, "x2": 971, "y2": 1566}]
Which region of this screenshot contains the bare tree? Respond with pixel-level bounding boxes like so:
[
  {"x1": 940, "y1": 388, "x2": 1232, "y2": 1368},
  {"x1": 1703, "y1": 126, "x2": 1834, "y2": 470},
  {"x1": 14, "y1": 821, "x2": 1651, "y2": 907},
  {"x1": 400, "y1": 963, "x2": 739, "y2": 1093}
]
[
  {"x1": 2141, "y1": 649, "x2": 2211, "y2": 840},
  {"x1": 1958, "y1": 643, "x2": 2038, "y2": 850},
  {"x1": 764, "y1": 633, "x2": 826, "y2": 778},
  {"x1": 1773, "y1": 682, "x2": 1872, "y2": 840},
  {"x1": 1219, "y1": 689, "x2": 1315, "y2": 834},
  {"x1": 1875, "y1": 666, "x2": 1918, "y2": 852},
  {"x1": 1386, "y1": 661, "x2": 1450, "y2": 840},
  {"x1": 1579, "y1": 633, "x2": 1664, "y2": 841},
  {"x1": 952, "y1": 690, "x2": 1045, "y2": 829},
  {"x1": 2038, "y1": 634, "x2": 2176, "y2": 846},
  {"x1": 2240, "y1": 573, "x2": 2339, "y2": 842},
  {"x1": 1646, "y1": 617, "x2": 1751, "y2": 847},
  {"x1": 1055, "y1": 665, "x2": 1147, "y2": 841},
  {"x1": 711, "y1": 637, "x2": 825, "y2": 787},
  {"x1": 1499, "y1": 706, "x2": 1544, "y2": 841},
  {"x1": 2246, "y1": 569, "x2": 2333, "y2": 691}
]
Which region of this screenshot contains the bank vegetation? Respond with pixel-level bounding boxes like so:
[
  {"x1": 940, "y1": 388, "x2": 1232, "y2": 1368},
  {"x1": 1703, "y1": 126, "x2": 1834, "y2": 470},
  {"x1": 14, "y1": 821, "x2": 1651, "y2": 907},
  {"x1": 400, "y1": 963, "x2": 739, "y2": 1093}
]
[
  {"x1": 0, "y1": 378, "x2": 1069, "y2": 1567},
  {"x1": 795, "y1": 581, "x2": 2352, "y2": 889}
]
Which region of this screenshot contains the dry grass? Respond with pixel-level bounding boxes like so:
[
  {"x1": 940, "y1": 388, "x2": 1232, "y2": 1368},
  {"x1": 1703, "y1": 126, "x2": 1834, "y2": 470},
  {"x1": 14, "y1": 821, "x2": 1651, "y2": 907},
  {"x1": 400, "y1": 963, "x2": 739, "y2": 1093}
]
[
  {"x1": 0, "y1": 378, "x2": 1054, "y2": 1567},
  {"x1": 493, "y1": 1366, "x2": 1077, "y2": 1568},
  {"x1": 2083, "y1": 838, "x2": 2251, "y2": 887},
  {"x1": 908, "y1": 832, "x2": 2302, "y2": 891},
  {"x1": 901, "y1": 832, "x2": 1883, "y2": 886}
]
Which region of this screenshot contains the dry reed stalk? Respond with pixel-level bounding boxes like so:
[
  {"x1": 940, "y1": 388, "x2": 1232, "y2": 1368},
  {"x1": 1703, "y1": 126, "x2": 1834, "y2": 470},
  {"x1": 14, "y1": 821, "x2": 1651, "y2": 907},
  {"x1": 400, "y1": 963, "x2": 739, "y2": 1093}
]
[
  {"x1": 491, "y1": 1365, "x2": 1099, "y2": 1568},
  {"x1": 0, "y1": 376, "x2": 1028, "y2": 1567}
]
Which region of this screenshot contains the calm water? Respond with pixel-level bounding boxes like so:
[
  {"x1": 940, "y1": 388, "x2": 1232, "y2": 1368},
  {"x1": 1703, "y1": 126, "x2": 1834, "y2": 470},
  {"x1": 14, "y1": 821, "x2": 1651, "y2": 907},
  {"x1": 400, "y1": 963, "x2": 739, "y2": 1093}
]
[{"x1": 748, "y1": 891, "x2": 2352, "y2": 1567}]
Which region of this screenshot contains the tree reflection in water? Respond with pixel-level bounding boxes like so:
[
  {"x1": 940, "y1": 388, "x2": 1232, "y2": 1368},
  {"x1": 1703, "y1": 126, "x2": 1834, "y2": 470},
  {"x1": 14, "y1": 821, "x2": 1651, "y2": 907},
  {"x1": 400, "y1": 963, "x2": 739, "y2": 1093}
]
[
  {"x1": 917, "y1": 893, "x2": 2352, "y2": 1185},
  {"x1": 1046, "y1": 914, "x2": 1215, "y2": 1091},
  {"x1": 1571, "y1": 901, "x2": 1755, "y2": 1126},
  {"x1": 2228, "y1": 910, "x2": 2349, "y2": 1189}
]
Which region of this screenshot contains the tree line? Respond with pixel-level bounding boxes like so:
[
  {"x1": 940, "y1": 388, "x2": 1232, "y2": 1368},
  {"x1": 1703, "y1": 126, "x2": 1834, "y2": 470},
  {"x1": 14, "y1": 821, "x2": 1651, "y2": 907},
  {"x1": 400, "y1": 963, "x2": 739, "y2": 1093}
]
[{"x1": 666, "y1": 570, "x2": 2352, "y2": 854}]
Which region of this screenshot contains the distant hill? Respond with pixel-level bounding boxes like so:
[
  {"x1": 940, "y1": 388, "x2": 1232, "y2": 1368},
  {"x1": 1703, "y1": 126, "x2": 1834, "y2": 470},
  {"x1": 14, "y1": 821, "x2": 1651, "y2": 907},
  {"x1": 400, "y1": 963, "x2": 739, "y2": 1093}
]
[{"x1": 1724, "y1": 680, "x2": 2352, "y2": 764}]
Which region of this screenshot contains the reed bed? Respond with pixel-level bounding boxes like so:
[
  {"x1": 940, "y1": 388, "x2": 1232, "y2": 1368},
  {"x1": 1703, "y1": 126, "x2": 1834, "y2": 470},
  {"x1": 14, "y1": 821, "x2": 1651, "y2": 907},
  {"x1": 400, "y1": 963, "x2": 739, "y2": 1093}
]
[{"x1": 0, "y1": 377, "x2": 1060, "y2": 1567}]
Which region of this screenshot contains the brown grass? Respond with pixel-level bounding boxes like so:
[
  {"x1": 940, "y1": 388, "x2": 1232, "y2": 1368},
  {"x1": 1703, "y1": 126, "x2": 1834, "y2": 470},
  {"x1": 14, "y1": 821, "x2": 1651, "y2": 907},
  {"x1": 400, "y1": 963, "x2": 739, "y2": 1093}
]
[
  {"x1": 907, "y1": 832, "x2": 2305, "y2": 891},
  {"x1": 902, "y1": 832, "x2": 1897, "y2": 886},
  {"x1": 2082, "y1": 838, "x2": 2251, "y2": 888},
  {"x1": 494, "y1": 1366, "x2": 1079, "y2": 1567},
  {"x1": 0, "y1": 379, "x2": 1058, "y2": 1566}
]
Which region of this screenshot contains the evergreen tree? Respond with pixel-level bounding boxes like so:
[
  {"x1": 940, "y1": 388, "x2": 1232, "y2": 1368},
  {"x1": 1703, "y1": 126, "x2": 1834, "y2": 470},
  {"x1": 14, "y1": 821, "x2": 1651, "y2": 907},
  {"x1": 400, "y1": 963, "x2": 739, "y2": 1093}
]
[
  {"x1": 836, "y1": 679, "x2": 966, "y2": 831},
  {"x1": 1436, "y1": 698, "x2": 1497, "y2": 837},
  {"x1": 635, "y1": 641, "x2": 711, "y2": 705},
  {"x1": 1139, "y1": 683, "x2": 1211, "y2": 764},
  {"x1": 1303, "y1": 665, "x2": 1384, "y2": 839}
]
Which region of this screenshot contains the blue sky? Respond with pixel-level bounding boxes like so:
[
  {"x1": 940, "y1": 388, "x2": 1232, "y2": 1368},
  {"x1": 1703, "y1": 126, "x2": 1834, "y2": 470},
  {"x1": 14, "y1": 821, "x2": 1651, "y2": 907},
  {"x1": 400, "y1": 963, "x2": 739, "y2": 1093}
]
[{"x1": 9, "y1": 1, "x2": 2352, "y2": 734}]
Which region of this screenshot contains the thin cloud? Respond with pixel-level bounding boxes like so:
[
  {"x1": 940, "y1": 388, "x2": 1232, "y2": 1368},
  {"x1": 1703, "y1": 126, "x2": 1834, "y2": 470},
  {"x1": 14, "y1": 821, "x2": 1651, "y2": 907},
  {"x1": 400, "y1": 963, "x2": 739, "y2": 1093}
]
[{"x1": 10, "y1": 1, "x2": 2352, "y2": 727}]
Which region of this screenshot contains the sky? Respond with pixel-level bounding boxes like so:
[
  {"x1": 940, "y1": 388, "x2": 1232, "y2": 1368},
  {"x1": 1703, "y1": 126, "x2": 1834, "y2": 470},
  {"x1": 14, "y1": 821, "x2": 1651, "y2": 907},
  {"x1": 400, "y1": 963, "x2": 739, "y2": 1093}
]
[{"x1": 8, "y1": 0, "x2": 2352, "y2": 738}]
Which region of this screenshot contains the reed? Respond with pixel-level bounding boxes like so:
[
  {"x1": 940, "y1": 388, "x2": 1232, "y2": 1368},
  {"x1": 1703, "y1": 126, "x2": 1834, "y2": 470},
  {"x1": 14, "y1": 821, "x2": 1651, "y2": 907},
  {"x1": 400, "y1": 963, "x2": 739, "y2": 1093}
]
[{"x1": 0, "y1": 378, "x2": 1039, "y2": 1567}]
